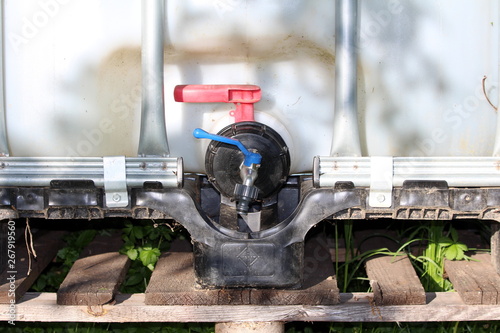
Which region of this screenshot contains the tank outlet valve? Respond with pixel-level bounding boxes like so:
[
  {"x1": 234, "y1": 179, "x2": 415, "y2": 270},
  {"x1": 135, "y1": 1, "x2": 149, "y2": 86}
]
[
  {"x1": 193, "y1": 128, "x2": 261, "y2": 214},
  {"x1": 175, "y1": 84, "x2": 261, "y2": 122}
]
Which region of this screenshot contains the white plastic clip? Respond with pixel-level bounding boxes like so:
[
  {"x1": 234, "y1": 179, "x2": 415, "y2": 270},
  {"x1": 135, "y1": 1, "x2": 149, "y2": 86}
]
[
  {"x1": 369, "y1": 156, "x2": 393, "y2": 208},
  {"x1": 103, "y1": 156, "x2": 128, "y2": 208}
]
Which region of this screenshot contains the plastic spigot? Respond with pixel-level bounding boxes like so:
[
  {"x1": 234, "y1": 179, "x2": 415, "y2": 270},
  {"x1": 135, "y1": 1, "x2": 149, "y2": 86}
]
[{"x1": 193, "y1": 128, "x2": 262, "y2": 167}]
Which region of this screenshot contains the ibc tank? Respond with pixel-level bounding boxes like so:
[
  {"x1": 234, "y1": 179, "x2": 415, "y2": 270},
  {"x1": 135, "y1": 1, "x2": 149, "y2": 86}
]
[{"x1": 2, "y1": 0, "x2": 500, "y2": 173}]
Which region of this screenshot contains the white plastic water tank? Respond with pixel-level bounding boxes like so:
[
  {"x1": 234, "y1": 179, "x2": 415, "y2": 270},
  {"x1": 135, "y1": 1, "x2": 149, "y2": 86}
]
[{"x1": 3, "y1": 0, "x2": 499, "y2": 173}]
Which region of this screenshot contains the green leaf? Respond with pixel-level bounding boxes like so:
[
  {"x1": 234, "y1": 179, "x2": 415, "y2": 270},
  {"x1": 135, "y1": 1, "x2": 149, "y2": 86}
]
[
  {"x1": 126, "y1": 248, "x2": 139, "y2": 261},
  {"x1": 139, "y1": 247, "x2": 161, "y2": 267},
  {"x1": 457, "y1": 243, "x2": 469, "y2": 252},
  {"x1": 123, "y1": 221, "x2": 134, "y2": 234},
  {"x1": 120, "y1": 242, "x2": 134, "y2": 254},
  {"x1": 438, "y1": 236, "x2": 452, "y2": 247},
  {"x1": 160, "y1": 226, "x2": 173, "y2": 241},
  {"x1": 132, "y1": 226, "x2": 144, "y2": 240},
  {"x1": 124, "y1": 273, "x2": 144, "y2": 286},
  {"x1": 98, "y1": 229, "x2": 112, "y2": 237},
  {"x1": 455, "y1": 247, "x2": 465, "y2": 260},
  {"x1": 149, "y1": 227, "x2": 160, "y2": 240},
  {"x1": 444, "y1": 245, "x2": 458, "y2": 260},
  {"x1": 74, "y1": 229, "x2": 97, "y2": 248},
  {"x1": 443, "y1": 241, "x2": 469, "y2": 261},
  {"x1": 57, "y1": 247, "x2": 80, "y2": 266},
  {"x1": 163, "y1": 231, "x2": 172, "y2": 241}
]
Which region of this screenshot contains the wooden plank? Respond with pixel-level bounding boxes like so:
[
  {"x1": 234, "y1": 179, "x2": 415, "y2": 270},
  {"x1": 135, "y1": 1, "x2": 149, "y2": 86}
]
[
  {"x1": 145, "y1": 252, "x2": 244, "y2": 305},
  {"x1": 5, "y1": 291, "x2": 500, "y2": 322},
  {"x1": 365, "y1": 254, "x2": 426, "y2": 305},
  {"x1": 445, "y1": 253, "x2": 500, "y2": 305},
  {"x1": 57, "y1": 233, "x2": 130, "y2": 306},
  {"x1": 145, "y1": 237, "x2": 339, "y2": 305},
  {"x1": 0, "y1": 230, "x2": 66, "y2": 303},
  {"x1": 215, "y1": 322, "x2": 284, "y2": 333}
]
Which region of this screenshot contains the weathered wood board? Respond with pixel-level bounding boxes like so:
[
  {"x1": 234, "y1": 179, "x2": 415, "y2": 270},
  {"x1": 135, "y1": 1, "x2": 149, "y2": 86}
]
[
  {"x1": 57, "y1": 233, "x2": 130, "y2": 306},
  {"x1": 445, "y1": 253, "x2": 500, "y2": 305},
  {"x1": 366, "y1": 254, "x2": 426, "y2": 305},
  {"x1": 5, "y1": 292, "x2": 500, "y2": 322}
]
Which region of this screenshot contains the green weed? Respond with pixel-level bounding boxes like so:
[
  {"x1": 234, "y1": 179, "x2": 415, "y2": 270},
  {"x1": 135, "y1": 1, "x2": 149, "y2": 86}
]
[
  {"x1": 30, "y1": 229, "x2": 98, "y2": 292},
  {"x1": 119, "y1": 220, "x2": 176, "y2": 293},
  {"x1": 396, "y1": 221, "x2": 480, "y2": 292},
  {"x1": 334, "y1": 220, "x2": 485, "y2": 293}
]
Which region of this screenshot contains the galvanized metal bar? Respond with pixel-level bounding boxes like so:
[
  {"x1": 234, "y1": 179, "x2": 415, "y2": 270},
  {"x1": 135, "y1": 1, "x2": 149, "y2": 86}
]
[
  {"x1": 138, "y1": 0, "x2": 170, "y2": 157},
  {"x1": 0, "y1": 156, "x2": 182, "y2": 188},
  {"x1": 330, "y1": 0, "x2": 361, "y2": 157},
  {"x1": 0, "y1": 0, "x2": 9, "y2": 157},
  {"x1": 315, "y1": 156, "x2": 500, "y2": 188}
]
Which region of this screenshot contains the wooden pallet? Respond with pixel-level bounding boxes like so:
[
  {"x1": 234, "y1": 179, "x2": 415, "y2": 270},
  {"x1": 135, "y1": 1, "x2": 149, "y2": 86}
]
[
  {"x1": 2, "y1": 231, "x2": 500, "y2": 323},
  {"x1": 145, "y1": 237, "x2": 339, "y2": 306}
]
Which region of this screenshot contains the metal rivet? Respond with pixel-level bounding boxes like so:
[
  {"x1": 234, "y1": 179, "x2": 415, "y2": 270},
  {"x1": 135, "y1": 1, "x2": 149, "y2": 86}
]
[
  {"x1": 377, "y1": 194, "x2": 386, "y2": 203},
  {"x1": 112, "y1": 193, "x2": 121, "y2": 202}
]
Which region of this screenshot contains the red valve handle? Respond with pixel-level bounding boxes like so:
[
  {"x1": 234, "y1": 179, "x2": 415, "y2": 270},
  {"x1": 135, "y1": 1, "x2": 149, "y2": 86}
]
[{"x1": 174, "y1": 84, "x2": 261, "y2": 122}]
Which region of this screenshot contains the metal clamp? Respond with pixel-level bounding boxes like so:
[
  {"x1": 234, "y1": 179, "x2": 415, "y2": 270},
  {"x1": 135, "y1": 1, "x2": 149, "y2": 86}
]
[
  {"x1": 103, "y1": 156, "x2": 128, "y2": 208},
  {"x1": 368, "y1": 156, "x2": 393, "y2": 208}
]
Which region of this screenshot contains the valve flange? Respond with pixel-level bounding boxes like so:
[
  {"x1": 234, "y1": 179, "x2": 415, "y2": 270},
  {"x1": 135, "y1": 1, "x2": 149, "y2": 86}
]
[{"x1": 205, "y1": 122, "x2": 290, "y2": 202}]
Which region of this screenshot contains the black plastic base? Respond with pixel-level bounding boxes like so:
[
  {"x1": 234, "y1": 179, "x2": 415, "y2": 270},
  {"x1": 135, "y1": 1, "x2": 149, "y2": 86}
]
[{"x1": 193, "y1": 240, "x2": 303, "y2": 289}]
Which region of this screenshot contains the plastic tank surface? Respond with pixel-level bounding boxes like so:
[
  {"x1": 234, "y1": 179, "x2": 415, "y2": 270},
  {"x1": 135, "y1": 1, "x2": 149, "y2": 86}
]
[{"x1": 3, "y1": 0, "x2": 500, "y2": 173}]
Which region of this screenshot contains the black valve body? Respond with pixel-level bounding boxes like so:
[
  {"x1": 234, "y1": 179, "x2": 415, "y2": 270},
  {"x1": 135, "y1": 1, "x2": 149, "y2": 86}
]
[{"x1": 205, "y1": 122, "x2": 291, "y2": 201}]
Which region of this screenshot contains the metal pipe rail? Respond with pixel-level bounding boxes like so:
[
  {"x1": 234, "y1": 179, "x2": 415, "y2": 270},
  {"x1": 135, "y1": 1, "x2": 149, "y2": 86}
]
[
  {"x1": 314, "y1": 156, "x2": 500, "y2": 207},
  {"x1": 0, "y1": 156, "x2": 182, "y2": 207},
  {"x1": 316, "y1": 156, "x2": 500, "y2": 187}
]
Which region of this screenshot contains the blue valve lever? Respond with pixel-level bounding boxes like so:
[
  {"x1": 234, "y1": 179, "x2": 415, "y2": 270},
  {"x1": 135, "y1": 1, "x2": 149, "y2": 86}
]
[{"x1": 193, "y1": 128, "x2": 262, "y2": 167}]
